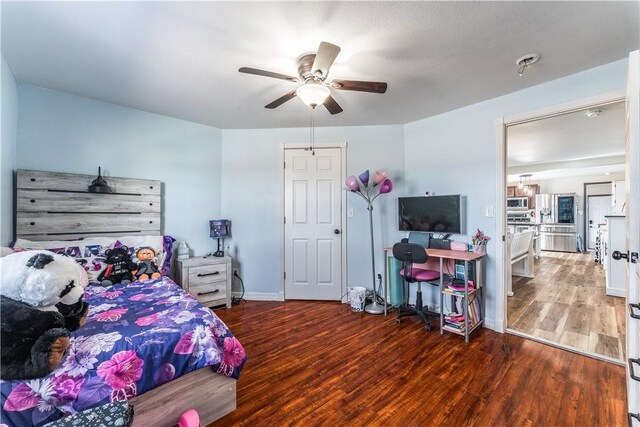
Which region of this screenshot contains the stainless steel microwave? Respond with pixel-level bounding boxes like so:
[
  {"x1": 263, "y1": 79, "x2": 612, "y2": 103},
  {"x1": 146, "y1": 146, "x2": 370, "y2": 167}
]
[{"x1": 507, "y1": 197, "x2": 528, "y2": 209}]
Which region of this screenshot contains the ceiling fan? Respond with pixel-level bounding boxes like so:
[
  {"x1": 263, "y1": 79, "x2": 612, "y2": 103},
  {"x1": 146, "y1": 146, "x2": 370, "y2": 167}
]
[{"x1": 238, "y1": 41, "x2": 387, "y2": 115}]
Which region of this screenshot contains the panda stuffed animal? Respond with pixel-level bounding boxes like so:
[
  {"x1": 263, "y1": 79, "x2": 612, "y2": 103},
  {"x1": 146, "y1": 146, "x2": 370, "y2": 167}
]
[{"x1": 0, "y1": 250, "x2": 90, "y2": 380}]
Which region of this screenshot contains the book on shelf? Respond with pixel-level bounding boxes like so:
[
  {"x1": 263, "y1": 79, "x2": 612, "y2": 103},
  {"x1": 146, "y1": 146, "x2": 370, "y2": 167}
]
[
  {"x1": 444, "y1": 292, "x2": 482, "y2": 331},
  {"x1": 443, "y1": 280, "x2": 476, "y2": 294}
]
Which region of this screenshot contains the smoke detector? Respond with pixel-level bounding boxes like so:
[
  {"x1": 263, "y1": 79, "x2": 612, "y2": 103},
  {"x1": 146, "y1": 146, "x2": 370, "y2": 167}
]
[{"x1": 516, "y1": 53, "x2": 541, "y2": 76}]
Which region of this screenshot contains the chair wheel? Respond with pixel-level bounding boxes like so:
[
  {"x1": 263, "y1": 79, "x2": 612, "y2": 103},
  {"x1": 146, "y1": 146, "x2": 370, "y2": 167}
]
[
  {"x1": 395, "y1": 318, "x2": 401, "y2": 324},
  {"x1": 424, "y1": 325, "x2": 431, "y2": 332}
]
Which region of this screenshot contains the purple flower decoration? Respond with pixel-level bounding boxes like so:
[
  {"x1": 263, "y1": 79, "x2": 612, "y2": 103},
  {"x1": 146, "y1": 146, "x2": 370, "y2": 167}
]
[
  {"x1": 96, "y1": 350, "x2": 144, "y2": 390},
  {"x1": 51, "y1": 374, "x2": 85, "y2": 403}
]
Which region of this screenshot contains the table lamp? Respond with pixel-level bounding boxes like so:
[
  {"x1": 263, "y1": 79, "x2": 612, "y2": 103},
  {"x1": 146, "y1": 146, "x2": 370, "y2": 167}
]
[{"x1": 210, "y1": 220, "x2": 231, "y2": 257}]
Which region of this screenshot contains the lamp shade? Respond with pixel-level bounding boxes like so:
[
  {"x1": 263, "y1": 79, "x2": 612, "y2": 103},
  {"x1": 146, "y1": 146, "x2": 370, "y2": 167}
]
[
  {"x1": 373, "y1": 171, "x2": 387, "y2": 186},
  {"x1": 345, "y1": 175, "x2": 359, "y2": 192},
  {"x1": 296, "y1": 83, "x2": 330, "y2": 108},
  {"x1": 379, "y1": 179, "x2": 393, "y2": 194},
  {"x1": 358, "y1": 170, "x2": 370, "y2": 187},
  {"x1": 210, "y1": 220, "x2": 230, "y2": 238}
]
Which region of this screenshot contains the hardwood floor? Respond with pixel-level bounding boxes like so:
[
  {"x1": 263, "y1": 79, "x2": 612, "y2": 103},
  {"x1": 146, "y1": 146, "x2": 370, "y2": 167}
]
[
  {"x1": 508, "y1": 251, "x2": 626, "y2": 360},
  {"x1": 211, "y1": 300, "x2": 626, "y2": 426}
]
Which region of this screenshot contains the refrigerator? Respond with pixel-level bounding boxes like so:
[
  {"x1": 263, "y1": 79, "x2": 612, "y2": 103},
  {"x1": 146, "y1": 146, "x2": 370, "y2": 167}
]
[{"x1": 535, "y1": 193, "x2": 578, "y2": 252}]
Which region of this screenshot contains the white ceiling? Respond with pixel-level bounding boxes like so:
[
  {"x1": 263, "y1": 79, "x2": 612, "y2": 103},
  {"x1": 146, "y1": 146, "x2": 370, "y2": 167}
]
[
  {"x1": 1, "y1": 1, "x2": 638, "y2": 129},
  {"x1": 507, "y1": 101, "x2": 626, "y2": 180}
]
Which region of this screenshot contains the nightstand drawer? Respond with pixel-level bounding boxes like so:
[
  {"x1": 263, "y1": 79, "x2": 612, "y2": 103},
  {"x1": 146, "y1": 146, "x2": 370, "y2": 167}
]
[
  {"x1": 188, "y1": 264, "x2": 227, "y2": 286},
  {"x1": 191, "y1": 282, "x2": 227, "y2": 305},
  {"x1": 177, "y1": 256, "x2": 232, "y2": 309}
]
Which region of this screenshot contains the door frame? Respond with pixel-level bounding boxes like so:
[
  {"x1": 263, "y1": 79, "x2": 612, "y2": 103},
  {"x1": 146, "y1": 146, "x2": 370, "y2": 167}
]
[
  {"x1": 494, "y1": 90, "x2": 625, "y2": 333},
  {"x1": 280, "y1": 142, "x2": 348, "y2": 301},
  {"x1": 584, "y1": 183, "x2": 613, "y2": 251}
]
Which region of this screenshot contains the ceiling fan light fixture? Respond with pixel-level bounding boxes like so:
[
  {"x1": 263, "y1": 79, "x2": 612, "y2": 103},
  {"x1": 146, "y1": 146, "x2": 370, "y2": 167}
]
[{"x1": 296, "y1": 83, "x2": 330, "y2": 108}]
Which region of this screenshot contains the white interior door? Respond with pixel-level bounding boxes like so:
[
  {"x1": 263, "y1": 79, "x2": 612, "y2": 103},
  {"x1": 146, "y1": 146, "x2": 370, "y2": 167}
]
[
  {"x1": 624, "y1": 50, "x2": 639, "y2": 422},
  {"x1": 284, "y1": 148, "x2": 342, "y2": 300},
  {"x1": 587, "y1": 195, "x2": 613, "y2": 249}
]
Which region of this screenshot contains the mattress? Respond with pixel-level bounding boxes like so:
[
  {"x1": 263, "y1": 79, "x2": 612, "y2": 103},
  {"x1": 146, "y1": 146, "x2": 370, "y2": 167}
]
[{"x1": 0, "y1": 276, "x2": 247, "y2": 427}]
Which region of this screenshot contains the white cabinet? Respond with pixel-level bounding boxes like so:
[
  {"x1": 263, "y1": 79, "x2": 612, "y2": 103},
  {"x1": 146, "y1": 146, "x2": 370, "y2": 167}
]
[
  {"x1": 604, "y1": 216, "x2": 625, "y2": 297},
  {"x1": 611, "y1": 180, "x2": 626, "y2": 214}
]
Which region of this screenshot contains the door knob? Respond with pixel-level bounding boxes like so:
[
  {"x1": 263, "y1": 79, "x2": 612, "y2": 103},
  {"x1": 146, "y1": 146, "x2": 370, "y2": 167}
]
[
  {"x1": 612, "y1": 250, "x2": 628, "y2": 261},
  {"x1": 334, "y1": 229, "x2": 341, "y2": 234}
]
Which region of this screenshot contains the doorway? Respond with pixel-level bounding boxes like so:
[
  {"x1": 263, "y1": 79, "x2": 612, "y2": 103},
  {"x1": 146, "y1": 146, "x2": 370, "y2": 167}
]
[
  {"x1": 502, "y1": 98, "x2": 627, "y2": 362},
  {"x1": 282, "y1": 145, "x2": 346, "y2": 300},
  {"x1": 585, "y1": 189, "x2": 613, "y2": 251}
]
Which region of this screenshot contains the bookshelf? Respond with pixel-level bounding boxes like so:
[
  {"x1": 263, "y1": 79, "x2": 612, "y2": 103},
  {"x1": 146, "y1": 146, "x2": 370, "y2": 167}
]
[{"x1": 439, "y1": 254, "x2": 485, "y2": 342}]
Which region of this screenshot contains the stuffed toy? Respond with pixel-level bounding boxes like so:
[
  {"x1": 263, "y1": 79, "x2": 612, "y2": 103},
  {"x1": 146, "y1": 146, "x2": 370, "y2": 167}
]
[
  {"x1": 133, "y1": 247, "x2": 162, "y2": 281},
  {"x1": 0, "y1": 251, "x2": 89, "y2": 380},
  {"x1": 97, "y1": 246, "x2": 137, "y2": 286}
]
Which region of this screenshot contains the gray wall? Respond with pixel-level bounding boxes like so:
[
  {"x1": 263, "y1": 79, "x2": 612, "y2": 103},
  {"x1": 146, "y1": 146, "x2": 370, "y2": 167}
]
[
  {"x1": 1, "y1": 55, "x2": 18, "y2": 246},
  {"x1": 16, "y1": 84, "x2": 223, "y2": 255},
  {"x1": 221, "y1": 125, "x2": 405, "y2": 298},
  {"x1": 404, "y1": 58, "x2": 629, "y2": 327}
]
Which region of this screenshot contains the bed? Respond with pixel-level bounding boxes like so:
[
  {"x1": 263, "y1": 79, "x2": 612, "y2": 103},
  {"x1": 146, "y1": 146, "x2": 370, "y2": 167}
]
[{"x1": 1, "y1": 170, "x2": 246, "y2": 426}]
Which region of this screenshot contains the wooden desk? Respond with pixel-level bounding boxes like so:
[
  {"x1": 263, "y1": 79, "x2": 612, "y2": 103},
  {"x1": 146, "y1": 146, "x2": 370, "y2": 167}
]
[
  {"x1": 426, "y1": 248, "x2": 485, "y2": 261},
  {"x1": 384, "y1": 247, "x2": 486, "y2": 342}
]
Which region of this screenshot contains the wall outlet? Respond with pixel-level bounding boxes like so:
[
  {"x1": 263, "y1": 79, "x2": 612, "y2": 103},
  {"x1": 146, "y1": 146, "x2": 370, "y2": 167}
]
[
  {"x1": 233, "y1": 268, "x2": 240, "y2": 277},
  {"x1": 347, "y1": 207, "x2": 354, "y2": 218}
]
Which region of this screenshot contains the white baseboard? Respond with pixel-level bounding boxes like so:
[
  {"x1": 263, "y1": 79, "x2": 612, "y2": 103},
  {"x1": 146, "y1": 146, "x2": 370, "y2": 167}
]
[
  {"x1": 242, "y1": 292, "x2": 284, "y2": 301},
  {"x1": 483, "y1": 316, "x2": 496, "y2": 331},
  {"x1": 606, "y1": 288, "x2": 625, "y2": 297}
]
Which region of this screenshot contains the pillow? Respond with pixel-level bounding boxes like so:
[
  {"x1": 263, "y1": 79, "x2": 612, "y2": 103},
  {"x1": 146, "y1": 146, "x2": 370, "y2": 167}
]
[
  {"x1": 114, "y1": 235, "x2": 175, "y2": 276},
  {"x1": 12, "y1": 237, "x2": 116, "y2": 282}
]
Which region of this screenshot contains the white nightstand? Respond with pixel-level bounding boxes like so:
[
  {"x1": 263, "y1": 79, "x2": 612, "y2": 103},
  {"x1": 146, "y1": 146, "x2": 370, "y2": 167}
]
[{"x1": 176, "y1": 256, "x2": 232, "y2": 308}]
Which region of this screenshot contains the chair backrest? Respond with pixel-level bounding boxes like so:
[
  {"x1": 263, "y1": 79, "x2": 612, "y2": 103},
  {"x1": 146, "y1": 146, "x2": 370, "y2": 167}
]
[{"x1": 392, "y1": 242, "x2": 428, "y2": 282}]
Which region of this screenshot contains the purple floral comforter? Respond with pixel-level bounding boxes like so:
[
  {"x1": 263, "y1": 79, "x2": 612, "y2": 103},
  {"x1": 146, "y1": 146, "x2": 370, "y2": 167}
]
[{"x1": 0, "y1": 276, "x2": 247, "y2": 427}]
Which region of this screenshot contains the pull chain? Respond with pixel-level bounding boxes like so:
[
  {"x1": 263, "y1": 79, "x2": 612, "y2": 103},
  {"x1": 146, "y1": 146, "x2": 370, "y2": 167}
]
[
  {"x1": 311, "y1": 108, "x2": 315, "y2": 156},
  {"x1": 309, "y1": 107, "x2": 316, "y2": 156}
]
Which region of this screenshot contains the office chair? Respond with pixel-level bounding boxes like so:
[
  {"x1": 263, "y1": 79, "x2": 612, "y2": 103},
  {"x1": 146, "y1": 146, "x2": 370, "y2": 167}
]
[{"x1": 392, "y1": 241, "x2": 440, "y2": 331}]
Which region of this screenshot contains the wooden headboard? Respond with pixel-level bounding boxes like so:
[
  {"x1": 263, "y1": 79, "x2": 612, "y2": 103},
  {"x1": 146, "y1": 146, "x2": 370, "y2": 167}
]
[{"x1": 16, "y1": 169, "x2": 162, "y2": 241}]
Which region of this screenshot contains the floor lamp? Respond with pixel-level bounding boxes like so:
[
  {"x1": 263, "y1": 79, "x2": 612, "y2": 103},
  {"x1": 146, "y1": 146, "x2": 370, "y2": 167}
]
[{"x1": 345, "y1": 170, "x2": 393, "y2": 314}]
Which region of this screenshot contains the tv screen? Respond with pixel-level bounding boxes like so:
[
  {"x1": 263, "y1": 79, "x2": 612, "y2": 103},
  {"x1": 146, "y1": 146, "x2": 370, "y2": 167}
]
[{"x1": 398, "y1": 195, "x2": 463, "y2": 234}]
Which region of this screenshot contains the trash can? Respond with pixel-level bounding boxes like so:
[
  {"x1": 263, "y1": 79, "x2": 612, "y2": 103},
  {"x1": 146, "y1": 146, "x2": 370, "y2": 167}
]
[{"x1": 348, "y1": 286, "x2": 367, "y2": 312}]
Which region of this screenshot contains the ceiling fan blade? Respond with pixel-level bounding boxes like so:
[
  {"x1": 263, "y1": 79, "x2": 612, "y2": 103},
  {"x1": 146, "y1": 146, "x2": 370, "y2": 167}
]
[
  {"x1": 265, "y1": 90, "x2": 297, "y2": 109},
  {"x1": 332, "y1": 79, "x2": 387, "y2": 93},
  {"x1": 239, "y1": 67, "x2": 299, "y2": 82},
  {"x1": 311, "y1": 42, "x2": 341, "y2": 79},
  {"x1": 323, "y1": 95, "x2": 343, "y2": 115}
]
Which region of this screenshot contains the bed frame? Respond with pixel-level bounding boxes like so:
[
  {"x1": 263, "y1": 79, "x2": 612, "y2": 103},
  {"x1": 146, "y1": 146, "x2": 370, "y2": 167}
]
[
  {"x1": 16, "y1": 169, "x2": 162, "y2": 240},
  {"x1": 15, "y1": 169, "x2": 238, "y2": 426}
]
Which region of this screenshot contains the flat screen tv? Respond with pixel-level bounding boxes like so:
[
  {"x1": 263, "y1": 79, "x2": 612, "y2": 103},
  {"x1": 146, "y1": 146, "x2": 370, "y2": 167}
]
[{"x1": 398, "y1": 195, "x2": 464, "y2": 234}]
